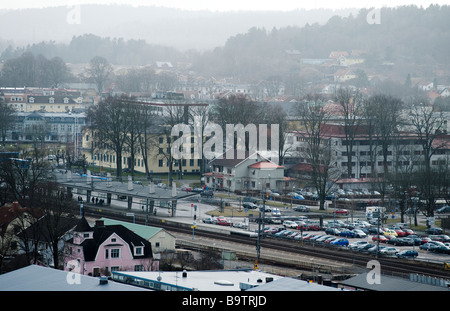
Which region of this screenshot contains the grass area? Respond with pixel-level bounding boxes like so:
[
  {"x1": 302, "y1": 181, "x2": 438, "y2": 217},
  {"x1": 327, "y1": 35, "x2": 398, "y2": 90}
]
[{"x1": 207, "y1": 206, "x2": 257, "y2": 218}]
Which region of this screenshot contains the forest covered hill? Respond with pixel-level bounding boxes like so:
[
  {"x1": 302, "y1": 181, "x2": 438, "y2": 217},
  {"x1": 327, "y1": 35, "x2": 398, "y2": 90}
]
[{"x1": 1, "y1": 5, "x2": 450, "y2": 85}]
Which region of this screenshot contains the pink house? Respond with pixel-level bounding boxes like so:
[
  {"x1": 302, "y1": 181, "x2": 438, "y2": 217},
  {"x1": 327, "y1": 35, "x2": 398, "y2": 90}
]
[{"x1": 64, "y1": 218, "x2": 157, "y2": 277}]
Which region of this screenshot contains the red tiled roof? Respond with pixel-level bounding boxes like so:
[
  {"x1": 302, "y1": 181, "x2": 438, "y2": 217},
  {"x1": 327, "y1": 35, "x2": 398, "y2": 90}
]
[{"x1": 248, "y1": 161, "x2": 284, "y2": 169}]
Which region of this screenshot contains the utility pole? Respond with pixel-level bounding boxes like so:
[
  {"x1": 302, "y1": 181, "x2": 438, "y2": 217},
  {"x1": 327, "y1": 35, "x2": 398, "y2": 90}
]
[{"x1": 256, "y1": 191, "x2": 267, "y2": 266}]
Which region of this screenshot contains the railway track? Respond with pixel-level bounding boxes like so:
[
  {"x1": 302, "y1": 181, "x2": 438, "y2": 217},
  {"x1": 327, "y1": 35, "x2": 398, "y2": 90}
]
[{"x1": 81, "y1": 204, "x2": 450, "y2": 280}]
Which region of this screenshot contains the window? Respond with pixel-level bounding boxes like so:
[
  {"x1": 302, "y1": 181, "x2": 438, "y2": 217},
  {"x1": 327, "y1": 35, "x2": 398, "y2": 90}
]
[
  {"x1": 134, "y1": 265, "x2": 144, "y2": 271},
  {"x1": 134, "y1": 246, "x2": 143, "y2": 256},
  {"x1": 111, "y1": 249, "x2": 120, "y2": 258}
]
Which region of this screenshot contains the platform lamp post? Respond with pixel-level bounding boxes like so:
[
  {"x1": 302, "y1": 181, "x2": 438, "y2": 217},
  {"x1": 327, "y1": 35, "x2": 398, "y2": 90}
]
[{"x1": 126, "y1": 212, "x2": 135, "y2": 224}]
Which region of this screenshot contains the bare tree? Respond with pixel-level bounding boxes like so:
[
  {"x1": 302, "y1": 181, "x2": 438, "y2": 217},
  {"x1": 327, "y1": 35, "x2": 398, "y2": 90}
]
[
  {"x1": 87, "y1": 95, "x2": 131, "y2": 179},
  {"x1": 86, "y1": 56, "x2": 112, "y2": 95},
  {"x1": 47, "y1": 56, "x2": 71, "y2": 88},
  {"x1": 0, "y1": 144, "x2": 52, "y2": 206},
  {"x1": 409, "y1": 103, "x2": 447, "y2": 216},
  {"x1": 31, "y1": 182, "x2": 77, "y2": 269},
  {"x1": 0, "y1": 98, "x2": 16, "y2": 145},
  {"x1": 296, "y1": 96, "x2": 340, "y2": 210},
  {"x1": 335, "y1": 87, "x2": 364, "y2": 178},
  {"x1": 364, "y1": 94, "x2": 404, "y2": 201},
  {"x1": 161, "y1": 104, "x2": 188, "y2": 186},
  {"x1": 190, "y1": 104, "x2": 211, "y2": 174}
]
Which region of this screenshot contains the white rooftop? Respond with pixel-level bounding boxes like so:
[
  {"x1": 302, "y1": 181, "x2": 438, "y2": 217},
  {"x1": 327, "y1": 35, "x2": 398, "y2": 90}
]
[
  {"x1": 112, "y1": 269, "x2": 283, "y2": 291},
  {"x1": 0, "y1": 265, "x2": 148, "y2": 291}
]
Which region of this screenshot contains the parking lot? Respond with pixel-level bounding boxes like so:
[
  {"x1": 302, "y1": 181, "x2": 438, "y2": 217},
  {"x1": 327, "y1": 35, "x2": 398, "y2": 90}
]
[{"x1": 193, "y1": 195, "x2": 450, "y2": 263}]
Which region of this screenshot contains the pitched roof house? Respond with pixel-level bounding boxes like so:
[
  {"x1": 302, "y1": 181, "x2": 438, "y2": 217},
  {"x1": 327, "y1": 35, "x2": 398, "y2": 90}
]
[
  {"x1": 64, "y1": 218, "x2": 156, "y2": 277},
  {"x1": 203, "y1": 150, "x2": 288, "y2": 193},
  {"x1": 0, "y1": 202, "x2": 43, "y2": 258}
]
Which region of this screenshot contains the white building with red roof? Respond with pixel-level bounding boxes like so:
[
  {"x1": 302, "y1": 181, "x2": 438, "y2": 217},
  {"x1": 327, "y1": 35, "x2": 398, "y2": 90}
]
[{"x1": 203, "y1": 150, "x2": 289, "y2": 193}]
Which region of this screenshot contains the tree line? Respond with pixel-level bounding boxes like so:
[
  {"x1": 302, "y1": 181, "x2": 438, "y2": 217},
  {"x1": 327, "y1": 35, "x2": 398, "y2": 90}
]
[{"x1": 293, "y1": 88, "x2": 448, "y2": 224}]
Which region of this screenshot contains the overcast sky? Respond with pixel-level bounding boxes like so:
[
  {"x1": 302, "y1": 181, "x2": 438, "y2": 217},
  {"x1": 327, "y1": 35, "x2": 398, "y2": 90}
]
[{"x1": 4, "y1": 0, "x2": 450, "y2": 11}]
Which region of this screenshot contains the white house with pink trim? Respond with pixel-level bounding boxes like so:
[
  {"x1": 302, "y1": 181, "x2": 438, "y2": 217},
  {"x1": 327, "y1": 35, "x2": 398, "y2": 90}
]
[{"x1": 64, "y1": 218, "x2": 157, "y2": 277}]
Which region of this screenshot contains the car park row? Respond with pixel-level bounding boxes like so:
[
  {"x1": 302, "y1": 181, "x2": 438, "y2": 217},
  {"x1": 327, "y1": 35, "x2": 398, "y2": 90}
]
[
  {"x1": 202, "y1": 212, "x2": 450, "y2": 259},
  {"x1": 263, "y1": 217, "x2": 450, "y2": 258}
]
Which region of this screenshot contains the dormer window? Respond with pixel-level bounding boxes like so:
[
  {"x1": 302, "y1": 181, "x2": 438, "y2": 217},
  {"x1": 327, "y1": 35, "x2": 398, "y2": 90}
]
[
  {"x1": 64, "y1": 97, "x2": 69, "y2": 104},
  {"x1": 134, "y1": 246, "x2": 144, "y2": 256},
  {"x1": 29, "y1": 97, "x2": 34, "y2": 103},
  {"x1": 49, "y1": 97, "x2": 55, "y2": 104}
]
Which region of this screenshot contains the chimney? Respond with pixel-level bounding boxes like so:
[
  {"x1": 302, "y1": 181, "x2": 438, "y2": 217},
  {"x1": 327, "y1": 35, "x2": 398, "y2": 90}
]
[{"x1": 95, "y1": 220, "x2": 104, "y2": 228}]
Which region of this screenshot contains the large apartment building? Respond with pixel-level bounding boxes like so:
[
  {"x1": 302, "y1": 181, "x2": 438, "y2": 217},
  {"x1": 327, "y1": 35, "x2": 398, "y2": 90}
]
[
  {"x1": 2, "y1": 87, "x2": 90, "y2": 113},
  {"x1": 284, "y1": 123, "x2": 450, "y2": 181}
]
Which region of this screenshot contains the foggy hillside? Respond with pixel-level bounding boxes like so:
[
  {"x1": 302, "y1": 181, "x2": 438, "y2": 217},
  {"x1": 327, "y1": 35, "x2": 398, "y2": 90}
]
[{"x1": 0, "y1": 4, "x2": 357, "y2": 51}]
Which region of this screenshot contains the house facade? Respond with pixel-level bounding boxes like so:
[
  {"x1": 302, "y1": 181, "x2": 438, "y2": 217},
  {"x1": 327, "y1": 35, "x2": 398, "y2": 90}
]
[
  {"x1": 64, "y1": 218, "x2": 156, "y2": 277},
  {"x1": 203, "y1": 151, "x2": 289, "y2": 193},
  {"x1": 7, "y1": 112, "x2": 86, "y2": 146},
  {"x1": 99, "y1": 217, "x2": 176, "y2": 254}
]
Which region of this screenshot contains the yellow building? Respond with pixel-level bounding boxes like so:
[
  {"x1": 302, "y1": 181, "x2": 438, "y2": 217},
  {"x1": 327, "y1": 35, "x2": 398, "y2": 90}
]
[
  {"x1": 81, "y1": 128, "x2": 202, "y2": 176},
  {"x1": 27, "y1": 95, "x2": 84, "y2": 113}
]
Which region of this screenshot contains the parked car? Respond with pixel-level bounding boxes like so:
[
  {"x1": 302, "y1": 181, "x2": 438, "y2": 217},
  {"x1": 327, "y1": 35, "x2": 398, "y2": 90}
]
[
  {"x1": 216, "y1": 216, "x2": 231, "y2": 226},
  {"x1": 202, "y1": 217, "x2": 216, "y2": 224},
  {"x1": 406, "y1": 235, "x2": 423, "y2": 245},
  {"x1": 243, "y1": 202, "x2": 258, "y2": 210},
  {"x1": 233, "y1": 222, "x2": 248, "y2": 229},
  {"x1": 396, "y1": 250, "x2": 418, "y2": 259},
  {"x1": 333, "y1": 209, "x2": 349, "y2": 215},
  {"x1": 200, "y1": 190, "x2": 214, "y2": 197},
  {"x1": 243, "y1": 197, "x2": 259, "y2": 204},
  {"x1": 382, "y1": 229, "x2": 398, "y2": 237},
  {"x1": 433, "y1": 244, "x2": 450, "y2": 254},
  {"x1": 367, "y1": 245, "x2": 388, "y2": 255},
  {"x1": 425, "y1": 227, "x2": 443, "y2": 235},
  {"x1": 330, "y1": 238, "x2": 349, "y2": 246},
  {"x1": 380, "y1": 247, "x2": 399, "y2": 256},
  {"x1": 180, "y1": 185, "x2": 191, "y2": 191},
  {"x1": 293, "y1": 205, "x2": 310, "y2": 212},
  {"x1": 436, "y1": 235, "x2": 450, "y2": 242},
  {"x1": 357, "y1": 243, "x2": 376, "y2": 252},
  {"x1": 391, "y1": 228, "x2": 407, "y2": 237},
  {"x1": 436, "y1": 206, "x2": 450, "y2": 213},
  {"x1": 272, "y1": 208, "x2": 281, "y2": 216},
  {"x1": 372, "y1": 235, "x2": 388, "y2": 243},
  {"x1": 283, "y1": 220, "x2": 299, "y2": 229},
  {"x1": 353, "y1": 229, "x2": 367, "y2": 238},
  {"x1": 259, "y1": 205, "x2": 272, "y2": 213},
  {"x1": 420, "y1": 241, "x2": 446, "y2": 251},
  {"x1": 349, "y1": 241, "x2": 369, "y2": 250},
  {"x1": 339, "y1": 229, "x2": 356, "y2": 238},
  {"x1": 325, "y1": 227, "x2": 341, "y2": 235},
  {"x1": 402, "y1": 228, "x2": 415, "y2": 236}
]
